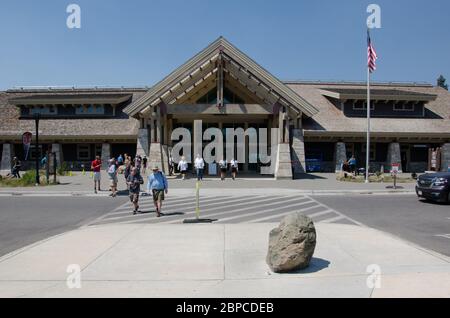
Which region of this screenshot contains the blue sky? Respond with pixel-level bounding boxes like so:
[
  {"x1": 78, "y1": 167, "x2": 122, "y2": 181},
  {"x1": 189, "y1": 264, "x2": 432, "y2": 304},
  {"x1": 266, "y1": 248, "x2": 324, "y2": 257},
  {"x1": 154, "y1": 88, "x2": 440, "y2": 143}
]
[{"x1": 0, "y1": 0, "x2": 449, "y2": 90}]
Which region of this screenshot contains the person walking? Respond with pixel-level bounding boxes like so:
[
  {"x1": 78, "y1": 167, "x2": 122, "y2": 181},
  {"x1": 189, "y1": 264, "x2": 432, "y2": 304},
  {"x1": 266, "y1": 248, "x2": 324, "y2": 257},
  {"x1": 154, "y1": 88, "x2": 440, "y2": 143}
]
[
  {"x1": 230, "y1": 158, "x2": 239, "y2": 180},
  {"x1": 142, "y1": 156, "x2": 148, "y2": 175},
  {"x1": 117, "y1": 154, "x2": 124, "y2": 167},
  {"x1": 107, "y1": 158, "x2": 118, "y2": 197},
  {"x1": 91, "y1": 155, "x2": 102, "y2": 193},
  {"x1": 194, "y1": 154, "x2": 205, "y2": 181},
  {"x1": 178, "y1": 156, "x2": 188, "y2": 180},
  {"x1": 126, "y1": 167, "x2": 144, "y2": 215},
  {"x1": 219, "y1": 158, "x2": 227, "y2": 181},
  {"x1": 135, "y1": 155, "x2": 142, "y2": 173},
  {"x1": 147, "y1": 165, "x2": 168, "y2": 218},
  {"x1": 12, "y1": 157, "x2": 21, "y2": 179}
]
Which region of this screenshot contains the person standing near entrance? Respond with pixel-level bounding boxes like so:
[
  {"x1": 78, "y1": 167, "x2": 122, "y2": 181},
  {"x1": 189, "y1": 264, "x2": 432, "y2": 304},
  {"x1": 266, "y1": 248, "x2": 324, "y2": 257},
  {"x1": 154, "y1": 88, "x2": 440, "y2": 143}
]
[
  {"x1": 127, "y1": 167, "x2": 144, "y2": 215},
  {"x1": 107, "y1": 158, "x2": 118, "y2": 197},
  {"x1": 142, "y1": 156, "x2": 148, "y2": 175},
  {"x1": 168, "y1": 154, "x2": 174, "y2": 176},
  {"x1": 147, "y1": 165, "x2": 168, "y2": 218},
  {"x1": 178, "y1": 156, "x2": 188, "y2": 180},
  {"x1": 348, "y1": 155, "x2": 357, "y2": 174},
  {"x1": 219, "y1": 158, "x2": 228, "y2": 181},
  {"x1": 194, "y1": 154, "x2": 205, "y2": 181},
  {"x1": 91, "y1": 155, "x2": 102, "y2": 193},
  {"x1": 230, "y1": 158, "x2": 239, "y2": 180}
]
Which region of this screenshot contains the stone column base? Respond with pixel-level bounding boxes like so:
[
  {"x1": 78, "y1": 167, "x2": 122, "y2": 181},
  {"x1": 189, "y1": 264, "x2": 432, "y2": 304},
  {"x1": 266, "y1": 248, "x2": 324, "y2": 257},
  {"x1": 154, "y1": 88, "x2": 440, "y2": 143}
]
[
  {"x1": 1, "y1": 143, "x2": 14, "y2": 175},
  {"x1": 441, "y1": 143, "x2": 450, "y2": 172},
  {"x1": 275, "y1": 143, "x2": 293, "y2": 180}
]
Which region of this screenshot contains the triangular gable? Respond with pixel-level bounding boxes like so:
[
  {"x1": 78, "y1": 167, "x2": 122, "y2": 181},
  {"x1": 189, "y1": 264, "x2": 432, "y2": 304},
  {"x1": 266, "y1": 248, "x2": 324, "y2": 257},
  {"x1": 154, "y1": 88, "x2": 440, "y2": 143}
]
[{"x1": 124, "y1": 37, "x2": 319, "y2": 117}]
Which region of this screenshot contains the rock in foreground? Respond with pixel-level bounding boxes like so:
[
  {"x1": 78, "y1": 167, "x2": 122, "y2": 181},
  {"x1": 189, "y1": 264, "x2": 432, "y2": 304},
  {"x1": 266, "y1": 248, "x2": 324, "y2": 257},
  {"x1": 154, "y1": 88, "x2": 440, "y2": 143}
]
[{"x1": 266, "y1": 213, "x2": 316, "y2": 273}]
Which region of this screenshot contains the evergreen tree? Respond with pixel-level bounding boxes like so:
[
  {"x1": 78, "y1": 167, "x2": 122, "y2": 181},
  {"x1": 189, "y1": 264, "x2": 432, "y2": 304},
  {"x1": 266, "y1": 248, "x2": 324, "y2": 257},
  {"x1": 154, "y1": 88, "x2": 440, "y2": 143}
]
[{"x1": 437, "y1": 75, "x2": 448, "y2": 90}]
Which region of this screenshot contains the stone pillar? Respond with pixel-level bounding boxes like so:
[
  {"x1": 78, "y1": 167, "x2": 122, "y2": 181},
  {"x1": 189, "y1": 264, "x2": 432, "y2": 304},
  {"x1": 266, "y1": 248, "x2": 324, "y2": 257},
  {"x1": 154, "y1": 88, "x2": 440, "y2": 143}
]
[
  {"x1": 387, "y1": 142, "x2": 402, "y2": 172},
  {"x1": 274, "y1": 109, "x2": 293, "y2": 179},
  {"x1": 136, "y1": 128, "x2": 150, "y2": 158},
  {"x1": 291, "y1": 129, "x2": 306, "y2": 176},
  {"x1": 441, "y1": 143, "x2": 450, "y2": 172},
  {"x1": 335, "y1": 142, "x2": 347, "y2": 173},
  {"x1": 1, "y1": 143, "x2": 14, "y2": 174},
  {"x1": 101, "y1": 143, "x2": 111, "y2": 168},
  {"x1": 51, "y1": 144, "x2": 64, "y2": 171},
  {"x1": 243, "y1": 122, "x2": 249, "y2": 172},
  {"x1": 275, "y1": 143, "x2": 293, "y2": 179}
]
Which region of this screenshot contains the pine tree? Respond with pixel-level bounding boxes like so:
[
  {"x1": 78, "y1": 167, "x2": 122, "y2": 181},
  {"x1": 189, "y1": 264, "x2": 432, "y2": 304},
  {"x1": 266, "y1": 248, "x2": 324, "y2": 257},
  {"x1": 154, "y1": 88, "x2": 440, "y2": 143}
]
[{"x1": 437, "y1": 75, "x2": 448, "y2": 90}]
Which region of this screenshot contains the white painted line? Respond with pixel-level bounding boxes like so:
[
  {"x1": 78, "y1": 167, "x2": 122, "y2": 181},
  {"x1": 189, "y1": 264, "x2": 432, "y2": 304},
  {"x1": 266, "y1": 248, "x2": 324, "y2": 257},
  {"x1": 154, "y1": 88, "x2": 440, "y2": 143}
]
[
  {"x1": 247, "y1": 206, "x2": 329, "y2": 224},
  {"x1": 318, "y1": 215, "x2": 346, "y2": 224},
  {"x1": 213, "y1": 200, "x2": 317, "y2": 223},
  {"x1": 305, "y1": 195, "x2": 366, "y2": 227},
  {"x1": 435, "y1": 234, "x2": 450, "y2": 240}
]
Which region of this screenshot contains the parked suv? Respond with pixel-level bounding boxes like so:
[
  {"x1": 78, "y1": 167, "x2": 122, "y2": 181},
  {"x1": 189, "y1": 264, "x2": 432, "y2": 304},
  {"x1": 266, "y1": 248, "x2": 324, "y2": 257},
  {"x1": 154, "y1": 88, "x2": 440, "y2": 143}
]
[{"x1": 416, "y1": 172, "x2": 450, "y2": 203}]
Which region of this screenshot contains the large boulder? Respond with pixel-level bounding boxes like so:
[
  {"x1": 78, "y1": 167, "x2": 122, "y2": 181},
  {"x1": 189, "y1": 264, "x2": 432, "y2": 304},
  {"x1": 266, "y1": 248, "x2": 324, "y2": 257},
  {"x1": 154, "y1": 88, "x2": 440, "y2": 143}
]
[{"x1": 266, "y1": 213, "x2": 316, "y2": 273}]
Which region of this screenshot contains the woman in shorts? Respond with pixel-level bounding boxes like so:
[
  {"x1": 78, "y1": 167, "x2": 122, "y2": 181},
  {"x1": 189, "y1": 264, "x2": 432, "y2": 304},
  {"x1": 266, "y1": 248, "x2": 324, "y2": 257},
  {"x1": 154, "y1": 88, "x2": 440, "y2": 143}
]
[{"x1": 178, "y1": 156, "x2": 188, "y2": 180}]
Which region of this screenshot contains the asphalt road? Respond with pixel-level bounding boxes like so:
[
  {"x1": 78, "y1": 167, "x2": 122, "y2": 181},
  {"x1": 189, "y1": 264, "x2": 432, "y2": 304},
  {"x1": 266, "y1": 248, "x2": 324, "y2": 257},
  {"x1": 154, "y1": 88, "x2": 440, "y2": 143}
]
[
  {"x1": 0, "y1": 196, "x2": 127, "y2": 257},
  {"x1": 0, "y1": 194, "x2": 449, "y2": 259},
  {"x1": 312, "y1": 195, "x2": 450, "y2": 257}
]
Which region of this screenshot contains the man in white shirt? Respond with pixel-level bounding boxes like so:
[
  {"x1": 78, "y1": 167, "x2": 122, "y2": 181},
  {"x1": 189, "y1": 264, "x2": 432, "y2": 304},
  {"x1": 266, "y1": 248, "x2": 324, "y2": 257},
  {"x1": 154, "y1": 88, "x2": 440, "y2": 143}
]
[
  {"x1": 178, "y1": 156, "x2": 188, "y2": 180},
  {"x1": 219, "y1": 159, "x2": 227, "y2": 181},
  {"x1": 194, "y1": 154, "x2": 205, "y2": 181},
  {"x1": 230, "y1": 158, "x2": 239, "y2": 180}
]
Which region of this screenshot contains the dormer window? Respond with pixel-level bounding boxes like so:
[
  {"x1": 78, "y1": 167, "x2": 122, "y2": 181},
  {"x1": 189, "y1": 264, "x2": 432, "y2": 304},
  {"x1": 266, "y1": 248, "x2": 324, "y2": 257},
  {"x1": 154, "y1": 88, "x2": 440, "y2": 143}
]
[{"x1": 393, "y1": 103, "x2": 414, "y2": 111}]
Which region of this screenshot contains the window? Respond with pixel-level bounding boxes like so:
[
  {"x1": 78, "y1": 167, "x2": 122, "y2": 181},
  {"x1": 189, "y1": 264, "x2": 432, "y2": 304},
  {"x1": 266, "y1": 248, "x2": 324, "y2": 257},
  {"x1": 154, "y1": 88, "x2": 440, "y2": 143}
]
[
  {"x1": 94, "y1": 144, "x2": 102, "y2": 157},
  {"x1": 30, "y1": 105, "x2": 57, "y2": 115},
  {"x1": 77, "y1": 145, "x2": 91, "y2": 160},
  {"x1": 393, "y1": 103, "x2": 414, "y2": 111},
  {"x1": 27, "y1": 145, "x2": 43, "y2": 160},
  {"x1": 362, "y1": 143, "x2": 376, "y2": 161},
  {"x1": 75, "y1": 104, "x2": 105, "y2": 115},
  {"x1": 353, "y1": 102, "x2": 375, "y2": 111}
]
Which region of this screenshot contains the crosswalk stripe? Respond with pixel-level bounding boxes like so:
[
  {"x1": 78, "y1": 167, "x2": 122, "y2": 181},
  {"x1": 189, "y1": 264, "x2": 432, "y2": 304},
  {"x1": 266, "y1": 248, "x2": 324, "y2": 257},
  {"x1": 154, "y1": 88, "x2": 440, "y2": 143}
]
[
  {"x1": 247, "y1": 205, "x2": 328, "y2": 224},
  {"x1": 319, "y1": 215, "x2": 347, "y2": 223},
  {"x1": 216, "y1": 200, "x2": 317, "y2": 223}
]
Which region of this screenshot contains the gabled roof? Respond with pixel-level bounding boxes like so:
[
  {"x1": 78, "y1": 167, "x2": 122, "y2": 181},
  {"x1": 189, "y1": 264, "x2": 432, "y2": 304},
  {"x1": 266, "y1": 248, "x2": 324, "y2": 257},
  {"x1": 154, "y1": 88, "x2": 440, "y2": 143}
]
[{"x1": 124, "y1": 37, "x2": 319, "y2": 117}]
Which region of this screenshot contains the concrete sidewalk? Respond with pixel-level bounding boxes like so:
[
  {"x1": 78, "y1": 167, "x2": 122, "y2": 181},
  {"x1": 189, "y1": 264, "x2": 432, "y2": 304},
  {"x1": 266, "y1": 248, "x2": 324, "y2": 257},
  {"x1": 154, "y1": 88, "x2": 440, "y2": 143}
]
[
  {"x1": 0, "y1": 172, "x2": 416, "y2": 197},
  {"x1": 0, "y1": 223, "x2": 449, "y2": 298}
]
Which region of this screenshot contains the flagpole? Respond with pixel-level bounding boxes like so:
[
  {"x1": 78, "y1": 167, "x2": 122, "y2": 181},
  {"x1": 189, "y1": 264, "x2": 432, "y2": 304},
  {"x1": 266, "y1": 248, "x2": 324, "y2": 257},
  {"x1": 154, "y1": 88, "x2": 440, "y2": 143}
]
[
  {"x1": 366, "y1": 30, "x2": 371, "y2": 184},
  {"x1": 366, "y1": 66, "x2": 371, "y2": 183}
]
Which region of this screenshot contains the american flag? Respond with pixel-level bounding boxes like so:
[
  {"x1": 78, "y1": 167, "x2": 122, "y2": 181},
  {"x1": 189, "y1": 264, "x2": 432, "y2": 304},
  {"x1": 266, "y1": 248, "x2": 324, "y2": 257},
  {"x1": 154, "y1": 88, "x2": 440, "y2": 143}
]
[{"x1": 367, "y1": 31, "x2": 378, "y2": 73}]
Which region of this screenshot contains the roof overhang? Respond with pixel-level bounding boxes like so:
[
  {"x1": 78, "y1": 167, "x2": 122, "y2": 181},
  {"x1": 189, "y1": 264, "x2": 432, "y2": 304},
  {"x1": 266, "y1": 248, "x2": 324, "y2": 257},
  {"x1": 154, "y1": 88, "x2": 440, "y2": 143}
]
[
  {"x1": 9, "y1": 94, "x2": 132, "y2": 105},
  {"x1": 320, "y1": 89, "x2": 437, "y2": 102},
  {"x1": 124, "y1": 37, "x2": 319, "y2": 118}
]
